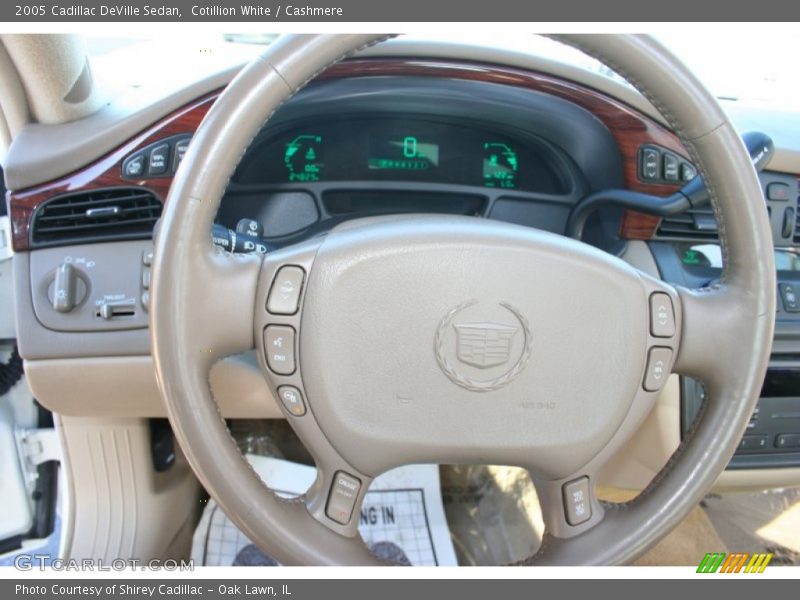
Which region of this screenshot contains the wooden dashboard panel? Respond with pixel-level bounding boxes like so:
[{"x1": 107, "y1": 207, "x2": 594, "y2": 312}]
[
  {"x1": 7, "y1": 58, "x2": 685, "y2": 252},
  {"x1": 7, "y1": 94, "x2": 217, "y2": 252}
]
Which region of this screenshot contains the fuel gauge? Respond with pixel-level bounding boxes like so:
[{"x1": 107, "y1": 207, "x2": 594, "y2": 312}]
[
  {"x1": 284, "y1": 134, "x2": 324, "y2": 182},
  {"x1": 483, "y1": 142, "x2": 518, "y2": 189}
]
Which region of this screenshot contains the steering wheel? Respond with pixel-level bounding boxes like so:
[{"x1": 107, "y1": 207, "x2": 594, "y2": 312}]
[{"x1": 151, "y1": 34, "x2": 775, "y2": 565}]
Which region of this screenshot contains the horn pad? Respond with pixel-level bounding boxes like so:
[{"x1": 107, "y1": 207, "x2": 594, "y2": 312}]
[{"x1": 299, "y1": 216, "x2": 648, "y2": 478}]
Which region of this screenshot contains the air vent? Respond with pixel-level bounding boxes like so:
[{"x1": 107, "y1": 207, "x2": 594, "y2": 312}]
[
  {"x1": 32, "y1": 187, "x2": 162, "y2": 248},
  {"x1": 794, "y1": 190, "x2": 800, "y2": 245},
  {"x1": 656, "y1": 206, "x2": 718, "y2": 241}
]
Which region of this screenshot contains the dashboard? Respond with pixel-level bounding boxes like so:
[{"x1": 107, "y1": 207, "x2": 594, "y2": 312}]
[
  {"x1": 6, "y1": 50, "x2": 800, "y2": 491},
  {"x1": 235, "y1": 118, "x2": 567, "y2": 193},
  {"x1": 219, "y1": 110, "x2": 582, "y2": 244}
]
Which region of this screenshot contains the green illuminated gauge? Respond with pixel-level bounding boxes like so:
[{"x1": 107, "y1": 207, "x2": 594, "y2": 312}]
[
  {"x1": 284, "y1": 134, "x2": 323, "y2": 182},
  {"x1": 368, "y1": 135, "x2": 440, "y2": 171},
  {"x1": 483, "y1": 142, "x2": 518, "y2": 189},
  {"x1": 682, "y1": 248, "x2": 702, "y2": 265}
]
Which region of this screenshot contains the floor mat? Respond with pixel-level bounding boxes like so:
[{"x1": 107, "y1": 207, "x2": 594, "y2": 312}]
[
  {"x1": 702, "y1": 488, "x2": 800, "y2": 565},
  {"x1": 191, "y1": 456, "x2": 457, "y2": 566}
]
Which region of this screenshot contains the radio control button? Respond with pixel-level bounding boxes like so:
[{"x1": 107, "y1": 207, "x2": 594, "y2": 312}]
[
  {"x1": 649, "y1": 293, "x2": 675, "y2": 337},
  {"x1": 739, "y1": 435, "x2": 768, "y2": 451},
  {"x1": 644, "y1": 347, "x2": 672, "y2": 391},
  {"x1": 563, "y1": 476, "x2": 591, "y2": 526},
  {"x1": 775, "y1": 434, "x2": 800, "y2": 449}
]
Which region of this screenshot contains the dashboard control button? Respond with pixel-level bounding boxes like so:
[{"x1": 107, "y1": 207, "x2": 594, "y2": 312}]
[
  {"x1": 775, "y1": 433, "x2": 800, "y2": 450},
  {"x1": 326, "y1": 471, "x2": 361, "y2": 525},
  {"x1": 173, "y1": 138, "x2": 190, "y2": 171},
  {"x1": 148, "y1": 143, "x2": 170, "y2": 175},
  {"x1": 680, "y1": 162, "x2": 697, "y2": 181},
  {"x1": 99, "y1": 301, "x2": 136, "y2": 320},
  {"x1": 767, "y1": 182, "x2": 790, "y2": 201},
  {"x1": 779, "y1": 283, "x2": 800, "y2": 312},
  {"x1": 235, "y1": 218, "x2": 264, "y2": 238},
  {"x1": 643, "y1": 347, "x2": 672, "y2": 391},
  {"x1": 267, "y1": 266, "x2": 305, "y2": 315},
  {"x1": 141, "y1": 291, "x2": 150, "y2": 312},
  {"x1": 142, "y1": 251, "x2": 153, "y2": 266},
  {"x1": 141, "y1": 267, "x2": 151, "y2": 290},
  {"x1": 277, "y1": 386, "x2": 306, "y2": 416},
  {"x1": 649, "y1": 292, "x2": 675, "y2": 338},
  {"x1": 52, "y1": 263, "x2": 78, "y2": 313},
  {"x1": 123, "y1": 154, "x2": 145, "y2": 178},
  {"x1": 264, "y1": 325, "x2": 296, "y2": 375},
  {"x1": 783, "y1": 207, "x2": 795, "y2": 239},
  {"x1": 663, "y1": 153, "x2": 679, "y2": 181},
  {"x1": 739, "y1": 435, "x2": 768, "y2": 451},
  {"x1": 562, "y1": 476, "x2": 591, "y2": 526},
  {"x1": 641, "y1": 147, "x2": 660, "y2": 180}
]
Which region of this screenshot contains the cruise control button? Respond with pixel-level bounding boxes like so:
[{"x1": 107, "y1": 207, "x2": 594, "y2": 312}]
[
  {"x1": 267, "y1": 266, "x2": 305, "y2": 315},
  {"x1": 643, "y1": 347, "x2": 672, "y2": 391},
  {"x1": 277, "y1": 386, "x2": 306, "y2": 416},
  {"x1": 148, "y1": 143, "x2": 170, "y2": 175},
  {"x1": 326, "y1": 471, "x2": 361, "y2": 525},
  {"x1": 263, "y1": 325, "x2": 296, "y2": 375},
  {"x1": 562, "y1": 476, "x2": 591, "y2": 526},
  {"x1": 649, "y1": 292, "x2": 675, "y2": 338}
]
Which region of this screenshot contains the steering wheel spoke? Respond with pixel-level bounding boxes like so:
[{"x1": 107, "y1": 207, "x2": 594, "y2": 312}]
[
  {"x1": 253, "y1": 238, "x2": 377, "y2": 537},
  {"x1": 673, "y1": 284, "x2": 762, "y2": 391},
  {"x1": 531, "y1": 472, "x2": 605, "y2": 540},
  {"x1": 304, "y1": 464, "x2": 373, "y2": 538},
  {"x1": 150, "y1": 243, "x2": 262, "y2": 381}
]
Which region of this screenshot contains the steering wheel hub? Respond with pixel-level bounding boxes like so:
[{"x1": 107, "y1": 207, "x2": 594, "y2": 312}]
[{"x1": 298, "y1": 216, "x2": 651, "y2": 479}]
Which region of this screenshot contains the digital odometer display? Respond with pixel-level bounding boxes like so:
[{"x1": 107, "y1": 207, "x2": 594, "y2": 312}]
[
  {"x1": 235, "y1": 118, "x2": 564, "y2": 195},
  {"x1": 368, "y1": 135, "x2": 440, "y2": 172}
]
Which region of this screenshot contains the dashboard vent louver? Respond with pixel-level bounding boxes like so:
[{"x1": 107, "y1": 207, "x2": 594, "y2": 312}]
[
  {"x1": 656, "y1": 206, "x2": 718, "y2": 241},
  {"x1": 32, "y1": 187, "x2": 162, "y2": 247},
  {"x1": 794, "y1": 190, "x2": 800, "y2": 245}
]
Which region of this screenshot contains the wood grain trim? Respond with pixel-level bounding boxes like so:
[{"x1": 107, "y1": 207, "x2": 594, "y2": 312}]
[
  {"x1": 8, "y1": 58, "x2": 687, "y2": 251},
  {"x1": 7, "y1": 94, "x2": 218, "y2": 252}
]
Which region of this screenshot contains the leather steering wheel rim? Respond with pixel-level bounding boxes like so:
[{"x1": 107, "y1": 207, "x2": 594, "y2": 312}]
[{"x1": 151, "y1": 34, "x2": 775, "y2": 565}]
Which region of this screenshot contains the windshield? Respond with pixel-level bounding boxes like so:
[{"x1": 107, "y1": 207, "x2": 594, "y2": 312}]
[{"x1": 86, "y1": 32, "x2": 800, "y2": 110}]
